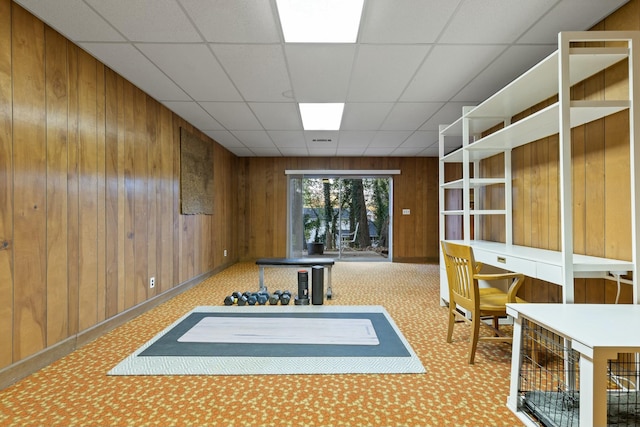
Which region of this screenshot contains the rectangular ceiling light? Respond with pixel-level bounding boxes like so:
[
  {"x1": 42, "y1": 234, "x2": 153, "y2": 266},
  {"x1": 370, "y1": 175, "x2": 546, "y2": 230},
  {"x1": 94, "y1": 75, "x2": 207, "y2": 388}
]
[
  {"x1": 299, "y1": 103, "x2": 345, "y2": 130},
  {"x1": 276, "y1": 0, "x2": 364, "y2": 43}
]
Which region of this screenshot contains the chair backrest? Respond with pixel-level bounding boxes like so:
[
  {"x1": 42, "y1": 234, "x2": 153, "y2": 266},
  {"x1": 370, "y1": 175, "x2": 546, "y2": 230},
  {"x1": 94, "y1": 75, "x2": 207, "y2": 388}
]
[
  {"x1": 440, "y1": 241, "x2": 479, "y2": 312},
  {"x1": 350, "y1": 222, "x2": 359, "y2": 242}
]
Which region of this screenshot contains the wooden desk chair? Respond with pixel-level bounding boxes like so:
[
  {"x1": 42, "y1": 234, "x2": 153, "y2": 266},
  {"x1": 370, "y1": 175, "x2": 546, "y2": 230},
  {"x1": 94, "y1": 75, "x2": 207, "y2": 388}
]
[{"x1": 440, "y1": 240, "x2": 525, "y2": 364}]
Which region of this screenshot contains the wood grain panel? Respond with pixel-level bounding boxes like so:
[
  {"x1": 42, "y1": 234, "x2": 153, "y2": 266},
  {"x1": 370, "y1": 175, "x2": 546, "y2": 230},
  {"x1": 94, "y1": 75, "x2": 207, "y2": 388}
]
[
  {"x1": 604, "y1": 111, "x2": 631, "y2": 261},
  {"x1": 2, "y1": 1, "x2": 240, "y2": 374},
  {"x1": 66, "y1": 42, "x2": 80, "y2": 336},
  {"x1": 0, "y1": 0, "x2": 13, "y2": 368},
  {"x1": 133, "y1": 87, "x2": 148, "y2": 305},
  {"x1": 12, "y1": 5, "x2": 47, "y2": 359},
  {"x1": 77, "y1": 49, "x2": 99, "y2": 332},
  {"x1": 238, "y1": 157, "x2": 438, "y2": 261},
  {"x1": 123, "y1": 79, "x2": 135, "y2": 310},
  {"x1": 104, "y1": 68, "x2": 119, "y2": 318},
  {"x1": 44, "y1": 27, "x2": 69, "y2": 346},
  {"x1": 158, "y1": 104, "x2": 174, "y2": 293},
  {"x1": 146, "y1": 97, "x2": 158, "y2": 297},
  {"x1": 96, "y1": 62, "x2": 106, "y2": 323}
]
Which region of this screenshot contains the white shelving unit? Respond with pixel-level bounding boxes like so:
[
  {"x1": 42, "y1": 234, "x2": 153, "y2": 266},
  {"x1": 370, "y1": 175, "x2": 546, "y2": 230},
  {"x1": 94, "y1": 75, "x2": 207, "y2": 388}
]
[{"x1": 438, "y1": 31, "x2": 640, "y2": 306}]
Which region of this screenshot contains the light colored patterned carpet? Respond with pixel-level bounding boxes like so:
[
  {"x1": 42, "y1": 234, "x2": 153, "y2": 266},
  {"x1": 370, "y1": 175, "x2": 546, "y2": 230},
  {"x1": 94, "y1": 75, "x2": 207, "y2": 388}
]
[{"x1": 0, "y1": 261, "x2": 522, "y2": 427}]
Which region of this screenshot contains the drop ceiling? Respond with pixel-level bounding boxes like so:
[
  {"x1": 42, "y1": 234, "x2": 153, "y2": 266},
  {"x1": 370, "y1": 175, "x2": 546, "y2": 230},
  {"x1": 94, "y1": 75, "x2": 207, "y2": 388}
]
[{"x1": 14, "y1": 0, "x2": 629, "y2": 157}]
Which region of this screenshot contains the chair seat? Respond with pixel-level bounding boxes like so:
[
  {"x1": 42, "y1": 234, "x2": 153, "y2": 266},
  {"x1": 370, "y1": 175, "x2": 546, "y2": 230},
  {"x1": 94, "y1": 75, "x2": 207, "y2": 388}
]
[{"x1": 479, "y1": 288, "x2": 525, "y2": 311}]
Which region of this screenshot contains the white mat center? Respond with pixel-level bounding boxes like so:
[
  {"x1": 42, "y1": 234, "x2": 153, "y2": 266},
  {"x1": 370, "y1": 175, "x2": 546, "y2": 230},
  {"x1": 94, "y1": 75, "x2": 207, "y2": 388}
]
[{"x1": 177, "y1": 317, "x2": 379, "y2": 345}]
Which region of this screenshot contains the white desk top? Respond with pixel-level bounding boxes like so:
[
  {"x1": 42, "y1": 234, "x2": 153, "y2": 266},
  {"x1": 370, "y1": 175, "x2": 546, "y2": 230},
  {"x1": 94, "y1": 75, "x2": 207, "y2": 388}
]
[
  {"x1": 507, "y1": 303, "x2": 640, "y2": 350},
  {"x1": 459, "y1": 240, "x2": 633, "y2": 273}
]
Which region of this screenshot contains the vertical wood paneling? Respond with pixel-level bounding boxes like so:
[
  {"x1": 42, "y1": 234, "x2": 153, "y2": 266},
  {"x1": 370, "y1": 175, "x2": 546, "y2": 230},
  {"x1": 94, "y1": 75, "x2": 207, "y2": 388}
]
[
  {"x1": 66, "y1": 42, "x2": 80, "y2": 336},
  {"x1": 123, "y1": 80, "x2": 135, "y2": 310},
  {"x1": 105, "y1": 68, "x2": 119, "y2": 318},
  {"x1": 77, "y1": 50, "x2": 99, "y2": 331},
  {"x1": 158, "y1": 106, "x2": 173, "y2": 293},
  {"x1": 0, "y1": 2, "x2": 239, "y2": 371},
  {"x1": 96, "y1": 62, "x2": 106, "y2": 323},
  {"x1": 133, "y1": 87, "x2": 148, "y2": 305},
  {"x1": 0, "y1": 0, "x2": 13, "y2": 367},
  {"x1": 12, "y1": 6, "x2": 47, "y2": 359},
  {"x1": 146, "y1": 97, "x2": 158, "y2": 297},
  {"x1": 239, "y1": 157, "x2": 439, "y2": 261},
  {"x1": 44, "y1": 27, "x2": 69, "y2": 345},
  {"x1": 116, "y1": 74, "x2": 126, "y2": 312}
]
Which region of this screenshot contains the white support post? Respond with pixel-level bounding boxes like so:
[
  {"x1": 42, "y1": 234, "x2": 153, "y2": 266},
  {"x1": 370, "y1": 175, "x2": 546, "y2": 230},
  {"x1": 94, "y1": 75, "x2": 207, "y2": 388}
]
[
  {"x1": 558, "y1": 32, "x2": 575, "y2": 304},
  {"x1": 629, "y1": 33, "x2": 640, "y2": 305}
]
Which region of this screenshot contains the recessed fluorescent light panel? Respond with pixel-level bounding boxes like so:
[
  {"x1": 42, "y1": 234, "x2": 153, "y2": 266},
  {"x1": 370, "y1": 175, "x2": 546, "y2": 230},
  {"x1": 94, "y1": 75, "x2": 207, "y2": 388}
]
[
  {"x1": 276, "y1": 0, "x2": 364, "y2": 43},
  {"x1": 299, "y1": 103, "x2": 345, "y2": 130}
]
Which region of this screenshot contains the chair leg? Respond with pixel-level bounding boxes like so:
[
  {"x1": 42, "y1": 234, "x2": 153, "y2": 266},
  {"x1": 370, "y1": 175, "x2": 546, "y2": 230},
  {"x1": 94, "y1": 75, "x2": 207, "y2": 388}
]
[
  {"x1": 446, "y1": 307, "x2": 455, "y2": 343},
  {"x1": 468, "y1": 314, "x2": 481, "y2": 364}
]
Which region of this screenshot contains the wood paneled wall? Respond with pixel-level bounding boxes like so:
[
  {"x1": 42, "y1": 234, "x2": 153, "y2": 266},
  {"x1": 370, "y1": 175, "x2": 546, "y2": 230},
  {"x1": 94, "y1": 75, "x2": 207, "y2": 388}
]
[
  {"x1": 480, "y1": 0, "x2": 640, "y2": 304},
  {"x1": 237, "y1": 157, "x2": 439, "y2": 262},
  {"x1": 0, "y1": 1, "x2": 238, "y2": 371}
]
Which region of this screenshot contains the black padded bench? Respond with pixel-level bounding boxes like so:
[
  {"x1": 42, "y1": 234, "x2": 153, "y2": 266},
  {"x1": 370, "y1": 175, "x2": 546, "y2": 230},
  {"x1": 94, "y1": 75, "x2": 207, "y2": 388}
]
[{"x1": 255, "y1": 258, "x2": 335, "y2": 299}]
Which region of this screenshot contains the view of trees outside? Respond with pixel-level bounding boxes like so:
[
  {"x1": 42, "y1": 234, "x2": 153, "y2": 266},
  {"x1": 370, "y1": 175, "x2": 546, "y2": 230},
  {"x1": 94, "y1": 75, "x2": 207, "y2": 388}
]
[{"x1": 303, "y1": 177, "x2": 389, "y2": 251}]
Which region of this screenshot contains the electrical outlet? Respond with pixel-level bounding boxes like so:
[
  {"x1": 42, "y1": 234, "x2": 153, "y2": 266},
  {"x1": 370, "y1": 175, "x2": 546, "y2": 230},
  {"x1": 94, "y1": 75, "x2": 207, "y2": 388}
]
[
  {"x1": 224, "y1": 249, "x2": 227, "y2": 257},
  {"x1": 149, "y1": 277, "x2": 155, "y2": 288}
]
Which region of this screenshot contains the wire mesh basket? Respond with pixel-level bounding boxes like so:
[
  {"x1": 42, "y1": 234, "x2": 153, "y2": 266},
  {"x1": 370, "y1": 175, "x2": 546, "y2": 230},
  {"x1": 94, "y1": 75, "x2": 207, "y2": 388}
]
[{"x1": 517, "y1": 319, "x2": 640, "y2": 427}]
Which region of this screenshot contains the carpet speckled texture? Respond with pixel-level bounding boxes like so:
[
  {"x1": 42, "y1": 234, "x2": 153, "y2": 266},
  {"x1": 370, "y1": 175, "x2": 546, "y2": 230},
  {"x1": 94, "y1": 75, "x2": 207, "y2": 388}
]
[{"x1": 0, "y1": 261, "x2": 522, "y2": 427}]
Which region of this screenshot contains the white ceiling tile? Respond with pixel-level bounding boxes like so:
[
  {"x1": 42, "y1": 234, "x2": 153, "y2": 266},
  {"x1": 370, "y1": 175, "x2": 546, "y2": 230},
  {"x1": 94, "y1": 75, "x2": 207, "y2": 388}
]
[
  {"x1": 203, "y1": 131, "x2": 245, "y2": 148},
  {"x1": 212, "y1": 44, "x2": 291, "y2": 102},
  {"x1": 401, "y1": 131, "x2": 439, "y2": 148},
  {"x1": 162, "y1": 101, "x2": 223, "y2": 130},
  {"x1": 285, "y1": 44, "x2": 356, "y2": 102},
  {"x1": 136, "y1": 44, "x2": 242, "y2": 101},
  {"x1": 304, "y1": 131, "x2": 340, "y2": 146},
  {"x1": 418, "y1": 145, "x2": 440, "y2": 157},
  {"x1": 368, "y1": 131, "x2": 412, "y2": 147},
  {"x1": 519, "y1": 0, "x2": 630, "y2": 44},
  {"x1": 401, "y1": 44, "x2": 505, "y2": 102},
  {"x1": 86, "y1": 0, "x2": 201, "y2": 42},
  {"x1": 347, "y1": 45, "x2": 430, "y2": 102},
  {"x1": 308, "y1": 147, "x2": 338, "y2": 156},
  {"x1": 420, "y1": 102, "x2": 470, "y2": 131},
  {"x1": 268, "y1": 131, "x2": 306, "y2": 147},
  {"x1": 18, "y1": 0, "x2": 627, "y2": 158},
  {"x1": 380, "y1": 103, "x2": 443, "y2": 131},
  {"x1": 452, "y1": 45, "x2": 555, "y2": 104},
  {"x1": 360, "y1": 0, "x2": 460, "y2": 43},
  {"x1": 231, "y1": 131, "x2": 275, "y2": 148},
  {"x1": 200, "y1": 102, "x2": 262, "y2": 130},
  {"x1": 392, "y1": 146, "x2": 425, "y2": 156},
  {"x1": 79, "y1": 43, "x2": 190, "y2": 101},
  {"x1": 180, "y1": 0, "x2": 281, "y2": 43},
  {"x1": 15, "y1": 0, "x2": 125, "y2": 42},
  {"x1": 439, "y1": 0, "x2": 557, "y2": 44},
  {"x1": 250, "y1": 103, "x2": 302, "y2": 130},
  {"x1": 341, "y1": 103, "x2": 394, "y2": 130},
  {"x1": 337, "y1": 131, "x2": 377, "y2": 147}
]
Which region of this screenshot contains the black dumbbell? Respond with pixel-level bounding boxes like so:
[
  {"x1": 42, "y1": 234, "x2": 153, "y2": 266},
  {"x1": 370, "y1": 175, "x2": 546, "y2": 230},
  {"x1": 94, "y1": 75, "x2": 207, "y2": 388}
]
[
  {"x1": 223, "y1": 295, "x2": 236, "y2": 306},
  {"x1": 280, "y1": 292, "x2": 291, "y2": 305},
  {"x1": 237, "y1": 295, "x2": 248, "y2": 306},
  {"x1": 243, "y1": 291, "x2": 252, "y2": 299},
  {"x1": 232, "y1": 291, "x2": 243, "y2": 300},
  {"x1": 247, "y1": 294, "x2": 258, "y2": 305},
  {"x1": 257, "y1": 293, "x2": 269, "y2": 305},
  {"x1": 268, "y1": 293, "x2": 280, "y2": 305}
]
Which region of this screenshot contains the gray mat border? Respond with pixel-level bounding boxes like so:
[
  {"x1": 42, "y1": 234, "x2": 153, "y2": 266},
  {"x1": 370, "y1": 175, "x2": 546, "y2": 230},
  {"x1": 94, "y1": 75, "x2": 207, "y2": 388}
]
[{"x1": 108, "y1": 305, "x2": 426, "y2": 376}]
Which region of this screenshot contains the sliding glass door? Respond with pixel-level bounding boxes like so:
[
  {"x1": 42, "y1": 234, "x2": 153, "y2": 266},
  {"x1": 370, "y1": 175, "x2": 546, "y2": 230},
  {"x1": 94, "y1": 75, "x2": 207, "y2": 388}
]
[{"x1": 287, "y1": 172, "x2": 393, "y2": 261}]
